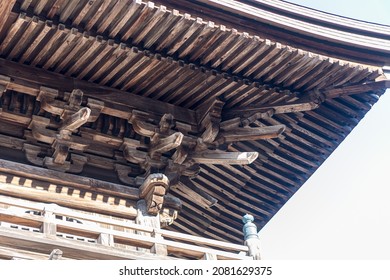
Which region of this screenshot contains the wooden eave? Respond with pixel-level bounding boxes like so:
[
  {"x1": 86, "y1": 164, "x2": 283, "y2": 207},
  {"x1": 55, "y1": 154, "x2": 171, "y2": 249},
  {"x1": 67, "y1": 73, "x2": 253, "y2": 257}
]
[
  {"x1": 155, "y1": 0, "x2": 390, "y2": 66},
  {"x1": 0, "y1": 0, "x2": 388, "y2": 244}
]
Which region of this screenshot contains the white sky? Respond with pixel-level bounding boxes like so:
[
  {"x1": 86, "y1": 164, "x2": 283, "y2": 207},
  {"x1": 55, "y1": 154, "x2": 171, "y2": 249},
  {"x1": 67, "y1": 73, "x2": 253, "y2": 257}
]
[{"x1": 259, "y1": 0, "x2": 390, "y2": 259}]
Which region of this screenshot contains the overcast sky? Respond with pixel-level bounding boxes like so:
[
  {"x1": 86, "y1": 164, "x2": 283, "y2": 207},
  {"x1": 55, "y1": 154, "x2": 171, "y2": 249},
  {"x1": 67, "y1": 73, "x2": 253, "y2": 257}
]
[{"x1": 259, "y1": 0, "x2": 390, "y2": 259}]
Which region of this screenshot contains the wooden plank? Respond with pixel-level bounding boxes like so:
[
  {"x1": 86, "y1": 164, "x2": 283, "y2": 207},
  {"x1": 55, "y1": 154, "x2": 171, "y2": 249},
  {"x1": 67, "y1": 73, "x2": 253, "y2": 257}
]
[
  {"x1": 0, "y1": 0, "x2": 16, "y2": 38},
  {"x1": 0, "y1": 182, "x2": 138, "y2": 219},
  {"x1": 0, "y1": 159, "x2": 139, "y2": 200},
  {"x1": 191, "y1": 0, "x2": 390, "y2": 55},
  {"x1": 324, "y1": 79, "x2": 389, "y2": 99},
  {"x1": 0, "y1": 194, "x2": 145, "y2": 233}
]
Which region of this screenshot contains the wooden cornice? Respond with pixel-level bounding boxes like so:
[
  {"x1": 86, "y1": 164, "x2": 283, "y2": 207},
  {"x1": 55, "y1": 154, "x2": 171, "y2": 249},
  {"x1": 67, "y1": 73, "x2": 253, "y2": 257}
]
[{"x1": 0, "y1": 58, "x2": 197, "y2": 125}]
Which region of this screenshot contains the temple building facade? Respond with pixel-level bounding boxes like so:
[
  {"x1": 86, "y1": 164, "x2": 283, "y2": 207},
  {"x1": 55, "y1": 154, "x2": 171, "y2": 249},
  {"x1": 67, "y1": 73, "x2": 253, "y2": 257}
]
[{"x1": 0, "y1": 0, "x2": 388, "y2": 259}]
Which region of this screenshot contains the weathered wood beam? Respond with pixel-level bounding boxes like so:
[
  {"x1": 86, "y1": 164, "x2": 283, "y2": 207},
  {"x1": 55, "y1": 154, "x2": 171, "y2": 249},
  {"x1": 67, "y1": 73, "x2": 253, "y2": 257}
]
[
  {"x1": 0, "y1": 58, "x2": 197, "y2": 125},
  {"x1": 0, "y1": 182, "x2": 137, "y2": 219},
  {"x1": 150, "y1": 132, "x2": 184, "y2": 155},
  {"x1": 190, "y1": 151, "x2": 258, "y2": 165},
  {"x1": 0, "y1": 159, "x2": 139, "y2": 199},
  {"x1": 0, "y1": 0, "x2": 16, "y2": 39},
  {"x1": 217, "y1": 125, "x2": 286, "y2": 143},
  {"x1": 223, "y1": 94, "x2": 321, "y2": 118},
  {"x1": 197, "y1": 98, "x2": 224, "y2": 143},
  {"x1": 60, "y1": 107, "x2": 91, "y2": 133},
  {"x1": 323, "y1": 79, "x2": 390, "y2": 99}
]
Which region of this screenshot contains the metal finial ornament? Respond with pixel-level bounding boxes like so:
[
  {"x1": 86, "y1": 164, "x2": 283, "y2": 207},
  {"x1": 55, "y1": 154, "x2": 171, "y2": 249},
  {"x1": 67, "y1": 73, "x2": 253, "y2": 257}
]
[
  {"x1": 242, "y1": 213, "x2": 258, "y2": 240},
  {"x1": 242, "y1": 213, "x2": 261, "y2": 260}
]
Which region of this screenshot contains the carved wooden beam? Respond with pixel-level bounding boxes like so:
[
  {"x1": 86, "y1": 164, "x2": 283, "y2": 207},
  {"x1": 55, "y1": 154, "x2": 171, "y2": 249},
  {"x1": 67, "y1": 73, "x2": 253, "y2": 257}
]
[
  {"x1": 150, "y1": 132, "x2": 184, "y2": 156},
  {"x1": 138, "y1": 173, "x2": 170, "y2": 215},
  {"x1": 197, "y1": 99, "x2": 225, "y2": 143},
  {"x1": 159, "y1": 113, "x2": 175, "y2": 134},
  {"x1": 60, "y1": 107, "x2": 91, "y2": 133},
  {"x1": 26, "y1": 115, "x2": 90, "y2": 172},
  {"x1": 23, "y1": 142, "x2": 87, "y2": 173},
  {"x1": 0, "y1": 75, "x2": 11, "y2": 101}
]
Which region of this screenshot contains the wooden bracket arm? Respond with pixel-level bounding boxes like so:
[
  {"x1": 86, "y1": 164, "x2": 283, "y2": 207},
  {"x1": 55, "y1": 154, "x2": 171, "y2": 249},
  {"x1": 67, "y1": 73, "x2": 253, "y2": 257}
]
[
  {"x1": 159, "y1": 113, "x2": 175, "y2": 134},
  {"x1": 28, "y1": 116, "x2": 56, "y2": 144},
  {"x1": 216, "y1": 125, "x2": 286, "y2": 144},
  {"x1": 23, "y1": 143, "x2": 45, "y2": 166},
  {"x1": 130, "y1": 116, "x2": 157, "y2": 138},
  {"x1": 197, "y1": 99, "x2": 225, "y2": 143},
  {"x1": 0, "y1": 75, "x2": 11, "y2": 96},
  {"x1": 60, "y1": 107, "x2": 91, "y2": 133},
  {"x1": 323, "y1": 79, "x2": 390, "y2": 99},
  {"x1": 86, "y1": 98, "x2": 104, "y2": 122},
  {"x1": 190, "y1": 151, "x2": 258, "y2": 165},
  {"x1": 223, "y1": 90, "x2": 324, "y2": 119},
  {"x1": 67, "y1": 89, "x2": 83, "y2": 108},
  {"x1": 150, "y1": 132, "x2": 184, "y2": 155}
]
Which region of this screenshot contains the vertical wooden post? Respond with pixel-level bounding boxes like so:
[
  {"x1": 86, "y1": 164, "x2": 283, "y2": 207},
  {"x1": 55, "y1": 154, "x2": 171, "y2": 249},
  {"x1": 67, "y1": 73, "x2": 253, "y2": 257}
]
[
  {"x1": 136, "y1": 200, "x2": 167, "y2": 256},
  {"x1": 242, "y1": 214, "x2": 261, "y2": 260},
  {"x1": 41, "y1": 204, "x2": 57, "y2": 237},
  {"x1": 97, "y1": 233, "x2": 114, "y2": 247}
]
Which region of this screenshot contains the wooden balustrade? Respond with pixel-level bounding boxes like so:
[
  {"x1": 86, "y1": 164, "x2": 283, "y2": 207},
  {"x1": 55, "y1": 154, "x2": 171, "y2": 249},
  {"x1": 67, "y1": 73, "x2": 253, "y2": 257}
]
[{"x1": 0, "y1": 194, "x2": 250, "y2": 260}]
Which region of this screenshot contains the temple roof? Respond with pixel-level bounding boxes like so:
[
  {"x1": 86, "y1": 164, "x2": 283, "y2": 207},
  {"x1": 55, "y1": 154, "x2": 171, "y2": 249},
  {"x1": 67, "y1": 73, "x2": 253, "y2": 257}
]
[{"x1": 0, "y1": 0, "x2": 389, "y2": 244}]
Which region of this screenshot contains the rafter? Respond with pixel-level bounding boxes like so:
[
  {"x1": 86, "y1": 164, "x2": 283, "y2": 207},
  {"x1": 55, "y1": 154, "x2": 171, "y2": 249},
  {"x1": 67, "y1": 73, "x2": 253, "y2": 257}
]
[{"x1": 0, "y1": 58, "x2": 197, "y2": 125}]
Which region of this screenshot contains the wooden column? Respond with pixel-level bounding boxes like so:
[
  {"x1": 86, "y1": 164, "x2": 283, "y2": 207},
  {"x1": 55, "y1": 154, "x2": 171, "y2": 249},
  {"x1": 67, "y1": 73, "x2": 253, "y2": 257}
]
[
  {"x1": 97, "y1": 233, "x2": 114, "y2": 247},
  {"x1": 136, "y1": 200, "x2": 167, "y2": 256},
  {"x1": 41, "y1": 204, "x2": 57, "y2": 237}
]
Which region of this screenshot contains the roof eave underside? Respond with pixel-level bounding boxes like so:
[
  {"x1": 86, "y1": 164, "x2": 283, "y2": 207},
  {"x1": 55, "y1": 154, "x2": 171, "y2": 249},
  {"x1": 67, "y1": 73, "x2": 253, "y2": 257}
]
[
  {"x1": 0, "y1": 0, "x2": 388, "y2": 244},
  {"x1": 155, "y1": 0, "x2": 390, "y2": 66}
]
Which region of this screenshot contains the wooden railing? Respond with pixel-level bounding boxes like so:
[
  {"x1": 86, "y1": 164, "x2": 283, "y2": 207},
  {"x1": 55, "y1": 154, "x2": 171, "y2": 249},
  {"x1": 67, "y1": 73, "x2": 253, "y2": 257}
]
[{"x1": 0, "y1": 195, "x2": 250, "y2": 260}]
